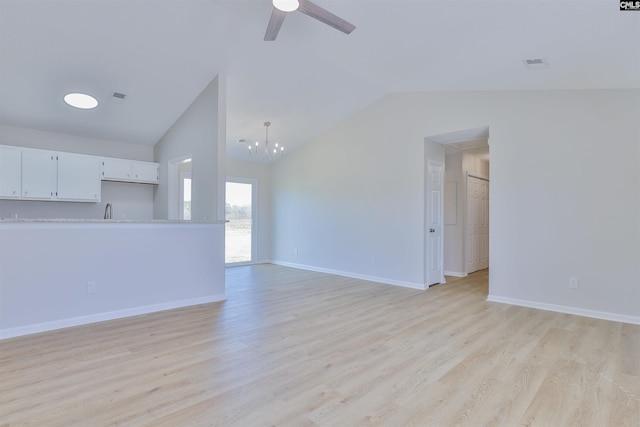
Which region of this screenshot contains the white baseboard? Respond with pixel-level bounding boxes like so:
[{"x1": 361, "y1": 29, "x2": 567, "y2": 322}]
[
  {"x1": 444, "y1": 270, "x2": 468, "y2": 277},
  {"x1": 0, "y1": 294, "x2": 227, "y2": 340},
  {"x1": 486, "y1": 295, "x2": 640, "y2": 326},
  {"x1": 271, "y1": 260, "x2": 426, "y2": 290},
  {"x1": 444, "y1": 270, "x2": 467, "y2": 277}
]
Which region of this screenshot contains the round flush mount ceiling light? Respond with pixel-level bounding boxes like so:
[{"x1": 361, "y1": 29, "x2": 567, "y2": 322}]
[
  {"x1": 273, "y1": 0, "x2": 299, "y2": 12},
  {"x1": 64, "y1": 92, "x2": 98, "y2": 109}
]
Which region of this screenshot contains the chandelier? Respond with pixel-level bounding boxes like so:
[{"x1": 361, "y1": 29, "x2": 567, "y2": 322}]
[{"x1": 249, "y1": 122, "x2": 284, "y2": 161}]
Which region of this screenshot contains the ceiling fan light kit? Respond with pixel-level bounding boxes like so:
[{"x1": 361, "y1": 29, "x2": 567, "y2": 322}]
[
  {"x1": 273, "y1": 0, "x2": 299, "y2": 12},
  {"x1": 265, "y1": 0, "x2": 356, "y2": 41}
]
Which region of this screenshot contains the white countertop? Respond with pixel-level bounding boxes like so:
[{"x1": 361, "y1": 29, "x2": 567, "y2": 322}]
[{"x1": 0, "y1": 218, "x2": 226, "y2": 224}]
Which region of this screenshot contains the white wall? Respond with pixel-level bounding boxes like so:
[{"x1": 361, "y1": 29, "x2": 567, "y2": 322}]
[
  {"x1": 0, "y1": 182, "x2": 153, "y2": 220},
  {"x1": 272, "y1": 89, "x2": 640, "y2": 322},
  {"x1": 271, "y1": 101, "x2": 445, "y2": 289},
  {"x1": 226, "y1": 158, "x2": 272, "y2": 263},
  {"x1": 154, "y1": 76, "x2": 220, "y2": 221},
  {"x1": 463, "y1": 151, "x2": 489, "y2": 178},
  {"x1": 0, "y1": 222, "x2": 225, "y2": 338},
  {"x1": 0, "y1": 125, "x2": 154, "y2": 219},
  {"x1": 0, "y1": 124, "x2": 153, "y2": 160}
]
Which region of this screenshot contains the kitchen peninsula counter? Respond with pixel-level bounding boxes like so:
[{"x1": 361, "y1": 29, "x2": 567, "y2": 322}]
[
  {"x1": 0, "y1": 218, "x2": 225, "y2": 224},
  {"x1": 0, "y1": 219, "x2": 226, "y2": 339}
]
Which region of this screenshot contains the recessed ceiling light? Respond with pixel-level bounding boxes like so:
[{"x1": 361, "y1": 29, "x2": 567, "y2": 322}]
[{"x1": 64, "y1": 92, "x2": 98, "y2": 109}]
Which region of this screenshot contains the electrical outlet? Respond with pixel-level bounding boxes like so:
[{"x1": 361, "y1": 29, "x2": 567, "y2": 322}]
[
  {"x1": 87, "y1": 281, "x2": 97, "y2": 294},
  {"x1": 569, "y1": 278, "x2": 578, "y2": 289},
  {"x1": 294, "y1": 248, "x2": 298, "y2": 255}
]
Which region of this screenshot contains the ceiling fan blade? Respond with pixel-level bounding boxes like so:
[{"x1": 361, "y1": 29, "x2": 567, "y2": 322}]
[
  {"x1": 297, "y1": 0, "x2": 356, "y2": 34},
  {"x1": 264, "y1": 8, "x2": 287, "y2": 41}
]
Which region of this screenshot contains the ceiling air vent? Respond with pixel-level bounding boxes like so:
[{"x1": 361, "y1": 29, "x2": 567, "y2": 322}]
[
  {"x1": 523, "y1": 58, "x2": 548, "y2": 69},
  {"x1": 110, "y1": 92, "x2": 127, "y2": 104}
]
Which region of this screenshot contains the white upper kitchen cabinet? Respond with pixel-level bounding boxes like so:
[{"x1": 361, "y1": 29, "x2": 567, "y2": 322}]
[
  {"x1": 56, "y1": 152, "x2": 101, "y2": 202},
  {"x1": 21, "y1": 149, "x2": 57, "y2": 200},
  {"x1": 101, "y1": 157, "x2": 132, "y2": 181},
  {"x1": 101, "y1": 157, "x2": 159, "y2": 184},
  {"x1": 0, "y1": 146, "x2": 22, "y2": 199},
  {"x1": 131, "y1": 161, "x2": 158, "y2": 183}
]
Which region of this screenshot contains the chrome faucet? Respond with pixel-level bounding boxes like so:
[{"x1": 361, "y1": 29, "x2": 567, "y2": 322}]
[{"x1": 104, "y1": 203, "x2": 112, "y2": 220}]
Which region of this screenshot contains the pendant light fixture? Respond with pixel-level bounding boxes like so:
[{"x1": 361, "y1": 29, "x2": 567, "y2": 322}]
[{"x1": 249, "y1": 122, "x2": 284, "y2": 161}]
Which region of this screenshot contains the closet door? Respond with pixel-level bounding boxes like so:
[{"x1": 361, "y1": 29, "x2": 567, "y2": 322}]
[{"x1": 467, "y1": 176, "x2": 489, "y2": 273}]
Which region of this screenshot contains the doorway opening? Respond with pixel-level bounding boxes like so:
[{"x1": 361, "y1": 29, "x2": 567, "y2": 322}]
[
  {"x1": 225, "y1": 178, "x2": 257, "y2": 265},
  {"x1": 167, "y1": 155, "x2": 192, "y2": 220},
  {"x1": 178, "y1": 161, "x2": 192, "y2": 220},
  {"x1": 427, "y1": 126, "x2": 490, "y2": 283}
]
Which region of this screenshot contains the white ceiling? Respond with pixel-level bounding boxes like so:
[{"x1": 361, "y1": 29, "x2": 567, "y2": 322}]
[{"x1": 1, "y1": 0, "x2": 638, "y2": 162}]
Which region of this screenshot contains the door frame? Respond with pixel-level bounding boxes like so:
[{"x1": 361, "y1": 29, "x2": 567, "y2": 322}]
[
  {"x1": 425, "y1": 159, "x2": 445, "y2": 287},
  {"x1": 225, "y1": 176, "x2": 258, "y2": 266}
]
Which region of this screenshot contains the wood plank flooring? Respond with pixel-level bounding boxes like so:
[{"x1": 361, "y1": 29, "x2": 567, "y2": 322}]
[{"x1": 1, "y1": 265, "x2": 638, "y2": 426}]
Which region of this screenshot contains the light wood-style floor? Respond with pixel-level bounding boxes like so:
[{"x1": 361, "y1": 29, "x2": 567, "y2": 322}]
[{"x1": 1, "y1": 265, "x2": 638, "y2": 426}]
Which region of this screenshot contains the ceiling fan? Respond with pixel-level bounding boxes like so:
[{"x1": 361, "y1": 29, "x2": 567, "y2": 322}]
[{"x1": 265, "y1": 0, "x2": 356, "y2": 41}]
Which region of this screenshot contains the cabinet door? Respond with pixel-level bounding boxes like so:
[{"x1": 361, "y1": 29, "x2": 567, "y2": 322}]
[
  {"x1": 102, "y1": 158, "x2": 132, "y2": 181},
  {"x1": 0, "y1": 146, "x2": 22, "y2": 198},
  {"x1": 131, "y1": 161, "x2": 158, "y2": 183},
  {"x1": 22, "y1": 149, "x2": 57, "y2": 200},
  {"x1": 57, "y1": 153, "x2": 101, "y2": 202}
]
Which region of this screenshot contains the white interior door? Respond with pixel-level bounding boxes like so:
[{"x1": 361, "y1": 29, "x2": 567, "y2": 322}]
[
  {"x1": 427, "y1": 160, "x2": 444, "y2": 286},
  {"x1": 467, "y1": 175, "x2": 489, "y2": 273}
]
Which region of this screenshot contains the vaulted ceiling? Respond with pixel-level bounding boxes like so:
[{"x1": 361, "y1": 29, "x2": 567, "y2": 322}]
[{"x1": 1, "y1": 1, "x2": 638, "y2": 162}]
